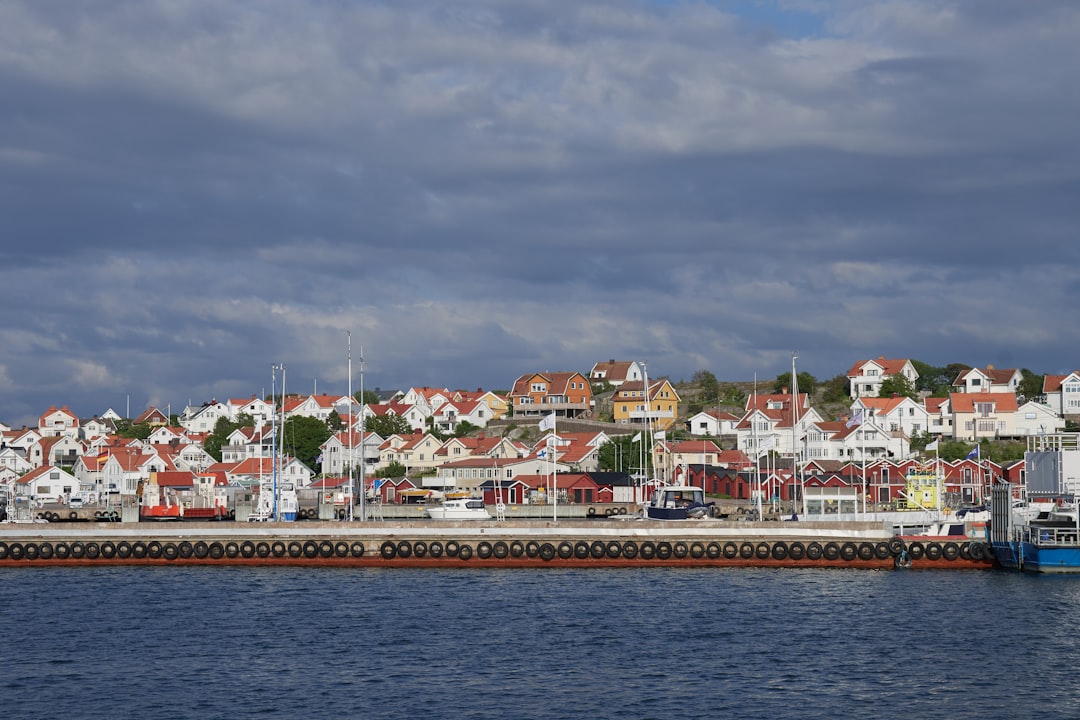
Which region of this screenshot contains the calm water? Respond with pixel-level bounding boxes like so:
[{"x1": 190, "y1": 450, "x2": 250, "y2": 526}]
[{"x1": 2, "y1": 566, "x2": 1079, "y2": 720}]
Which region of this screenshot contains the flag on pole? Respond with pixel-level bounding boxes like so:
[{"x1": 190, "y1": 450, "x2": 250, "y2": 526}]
[
  {"x1": 538, "y1": 413, "x2": 556, "y2": 431},
  {"x1": 759, "y1": 436, "x2": 776, "y2": 450},
  {"x1": 845, "y1": 409, "x2": 865, "y2": 428},
  {"x1": 631, "y1": 432, "x2": 642, "y2": 443},
  {"x1": 655, "y1": 430, "x2": 666, "y2": 441},
  {"x1": 925, "y1": 439, "x2": 939, "y2": 451},
  {"x1": 537, "y1": 448, "x2": 547, "y2": 459},
  {"x1": 966, "y1": 446, "x2": 980, "y2": 460}
]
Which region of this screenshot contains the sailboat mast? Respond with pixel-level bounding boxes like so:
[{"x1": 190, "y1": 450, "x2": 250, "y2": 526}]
[
  {"x1": 791, "y1": 352, "x2": 804, "y2": 517},
  {"x1": 358, "y1": 345, "x2": 366, "y2": 522},
  {"x1": 347, "y1": 332, "x2": 353, "y2": 522}
]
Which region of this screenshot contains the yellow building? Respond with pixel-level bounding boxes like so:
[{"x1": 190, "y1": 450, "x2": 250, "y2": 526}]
[{"x1": 612, "y1": 379, "x2": 681, "y2": 431}]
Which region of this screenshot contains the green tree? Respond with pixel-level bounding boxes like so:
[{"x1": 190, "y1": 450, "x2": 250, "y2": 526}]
[
  {"x1": 598, "y1": 434, "x2": 652, "y2": 474},
  {"x1": 820, "y1": 374, "x2": 850, "y2": 404},
  {"x1": 203, "y1": 415, "x2": 244, "y2": 462},
  {"x1": 376, "y1": 461, "x2": 406, "y2": 478},
  {"x1": 453, "y1": 420, "x2": 480, "y2": 438},
  {"x1": 718, "y1": 383, "x2": 745, "y2": 406},
  {"x1": 327, "y1": 409, "x2": 344, "y2": 433},
  {"x1": 116, "y1": 420, "x2": 152, "y2": 440},
  {"x1": 1018, "y1": 368, "x2": 1044, "y2": 400},
  {"x1": 878, "y1": 374, "x2": 918, "y2": 400},
  {"x1": 354, "y1": 389, "x2": 381, "y2": 405},
  {"x1": 282, "y1": 415, "x2": 331, "y2": 472},
  {"x1": 911, "y1": 360, "x2": 951, "y2": 396},
  {"x1": 773, "y1": 371, "x2": 817, "y2": 396},
  {"x1": 366, "y1": 413, "x2": 412, "y2": 438}
]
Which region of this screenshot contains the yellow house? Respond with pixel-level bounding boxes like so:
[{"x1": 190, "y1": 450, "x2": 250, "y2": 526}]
[{"x1": 612, "y1": 379, "x2": 681, "y2": 431}]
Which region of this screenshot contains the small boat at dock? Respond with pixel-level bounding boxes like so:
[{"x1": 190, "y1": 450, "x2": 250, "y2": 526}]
[
  {"x1": 644, "y1": 485, "x2": 716, "y2": 520},
  {"x1": 424, "y1": 497, "x2": 492, "y2": 520}
]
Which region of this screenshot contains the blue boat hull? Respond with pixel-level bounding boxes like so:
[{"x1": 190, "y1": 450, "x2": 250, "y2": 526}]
[{"x1": 991, "y1": 541, "x2": 1080, "y2": 574}]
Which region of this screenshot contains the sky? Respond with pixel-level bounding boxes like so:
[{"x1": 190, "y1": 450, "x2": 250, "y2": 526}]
[{"x1": 2, "y1": 0, "x2": 1079, "y2": 427}]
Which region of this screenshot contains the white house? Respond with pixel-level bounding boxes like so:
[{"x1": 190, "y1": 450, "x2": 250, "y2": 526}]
[
  {"x1": 1044, "y1": 372, "x2": 1080, "y2": 417},
  {"x1": 846, "y1": 358, "x2": 918, "y2": 399},
  {"x1": 179, "y1": 401, "x2": 230, "y2": 433},
  {"x1": 852, "y1": 396, "x2": 930, "y2": 441},
  {"x1": 588, "y1": 360, "x2": 647, "y2": 387},
  {"x1": 685, "y1": 409, "x2": 740, "y2": 437},
  {"x1": 16, "y1": 466, "x2": 80, "y2": 503},
  {"x1": 38, "y1": 405, "x2": 80, "y2": 438},
  {"x1": 952, "y1": 366, "x2": 1023, "y2": 395},
  {"x1": 1013, "y1": 401, "x2": 1066, "y2": 437}
]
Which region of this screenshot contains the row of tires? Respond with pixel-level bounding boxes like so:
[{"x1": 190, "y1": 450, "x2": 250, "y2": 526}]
[
  {"x1": 0, "y1": 539, "x2": 366, "y2": 561},
  {"x1": 374, "y1": 537, "x2": 992, "y2": 563},
  {"x1": 0, "y1": 537, "x2": 995, "y2": 564}
]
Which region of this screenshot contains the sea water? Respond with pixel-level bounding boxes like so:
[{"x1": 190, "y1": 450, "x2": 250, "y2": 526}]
[{"x1": 2, "y1": 567, "x2": 1079, "y2": 720}]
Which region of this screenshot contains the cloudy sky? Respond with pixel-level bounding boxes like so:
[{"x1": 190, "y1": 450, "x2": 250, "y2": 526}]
[{"x1": 2, "y1": 0, "x2": 1078, "y2": 426}]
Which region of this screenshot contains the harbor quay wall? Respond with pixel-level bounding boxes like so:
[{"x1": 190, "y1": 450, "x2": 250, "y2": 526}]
[{"x1": 0, "y1": 520, "x2": 995, "y2": 570}]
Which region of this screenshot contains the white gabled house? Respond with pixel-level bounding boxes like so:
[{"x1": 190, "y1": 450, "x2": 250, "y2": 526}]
[
  {"x1": 588, "y1": 360, "x2": 647, "y2": 387},
  {"x1": 16, "y1": 465, "x2": 80, "y2": 503},
  {"x1": 1043, "y1": 371, "x2": 1080, "y2": 417},
  {"x1": 952, "y1": 366, "x2": 1023, "y2": 395},
  {"x1": 851, "y1": 396, "x2": 929, "y2": 442},
  {"x1": 227, "y1": 395, "x2": 276, "y2": 425},
  {"x1": 38, "y1": 405, "x2": 80, "y2": 438},
  {"x1": 1013, "y1": 401, "x2": 1066, "y2": 437},
  {"x1": 179, "y1": 400, "x2": 230, "y2": 433},
  {"x1": 685, "y1": 409, "x2": 740, "y2": 437},
  {"x1": 846, "y1": 358, "x2": 918, "y2": 399}
]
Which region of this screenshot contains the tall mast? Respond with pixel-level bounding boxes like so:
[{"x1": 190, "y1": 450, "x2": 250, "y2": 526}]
[
  {"x1": 346, "y1": 332, "x2": 353, "y2": 522},
  {"x1": 791, "y1": 352, "x2": 804, "y2": 516},
  {"x1": 358, "y1": 345, "x2": 366, "y2": 522}
]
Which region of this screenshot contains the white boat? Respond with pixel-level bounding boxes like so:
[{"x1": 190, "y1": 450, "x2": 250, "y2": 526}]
[
  {"x1": 644, "y1": 485, "x2": 715, "y2": 520},
  {"x1": 424, "y1": 497, "x2": 491, "y2": 520}
]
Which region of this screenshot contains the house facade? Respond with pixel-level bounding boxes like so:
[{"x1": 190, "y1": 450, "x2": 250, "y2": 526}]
[
  {"x1": 612, "y1": 378, "x2": 681, "y2": 431},
  {"x1": 846, "y1": 358, "x2": 918, "y2": 399},
  {"x1": 509, "y1": 371, "x2": 593, "y2": 420}
]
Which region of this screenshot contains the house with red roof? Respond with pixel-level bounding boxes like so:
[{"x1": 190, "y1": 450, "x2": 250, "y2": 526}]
[
  {"x1": 226, "y1": 395, "x2": 276, "y2": 425},
  {"x1": 734, "y1": 392, "x2": 823, "y2": 458},
  {"x1": 949, "y1": 392, "x2": 1020, "y2": 441},
  {"x1": 509, "y1": 371, "x2": 592, "y2": 420},
  {"x1": 588, "y1": 360, "x2": 646, "y2": 387},
  {"x1": 377, "y1": 432, "x2": 445, "y2": 475},
  {"x1": 1043, "y1": 371, "x2": 1080, "y2": 417},
  {"x1": 38, "y1": 405, "x2": 80, "y2": 438},
  {"x1": 952, "y1": 365, "x2": 1022, "y2": 395},
  {"x1": 430, "y1": 398, "x2": 494, "y2": 431},
  {"x1": 846, "y1": 357, "x2": 918, "y2": 399},
  {"x1": 612, "y1": 378, "x2": 681, "y2": 431},
  {"x1": 27, "y1": 434, "x2": 85, "y2": 469},
  {"x1": 852, "y1": 395, "x2": 930, "y2": 442},
  {"x1": 16, "y1": 465, "x2": 80, "y2": 502},
  {"x1": 133, "y1": 407, "x2": 169, "y2": 427}
]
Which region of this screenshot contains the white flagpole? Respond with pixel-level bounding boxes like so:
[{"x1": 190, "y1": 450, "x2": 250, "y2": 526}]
[{"x1": 552, "y1": 414, "x2": 558, "y2": 522}]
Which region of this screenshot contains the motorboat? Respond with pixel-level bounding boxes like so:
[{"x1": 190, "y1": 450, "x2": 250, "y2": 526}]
[
  {"x1": 645, "y1": 485, "x2": 715, "y2": 520},
  {"x1": 424, "y1": 497, "x2": 491, "y2": 520}
]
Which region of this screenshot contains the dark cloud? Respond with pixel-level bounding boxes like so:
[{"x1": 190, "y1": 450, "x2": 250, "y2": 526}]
[{"x1": 1, "y1": 0, "x2": 1078, "y2": 425}]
